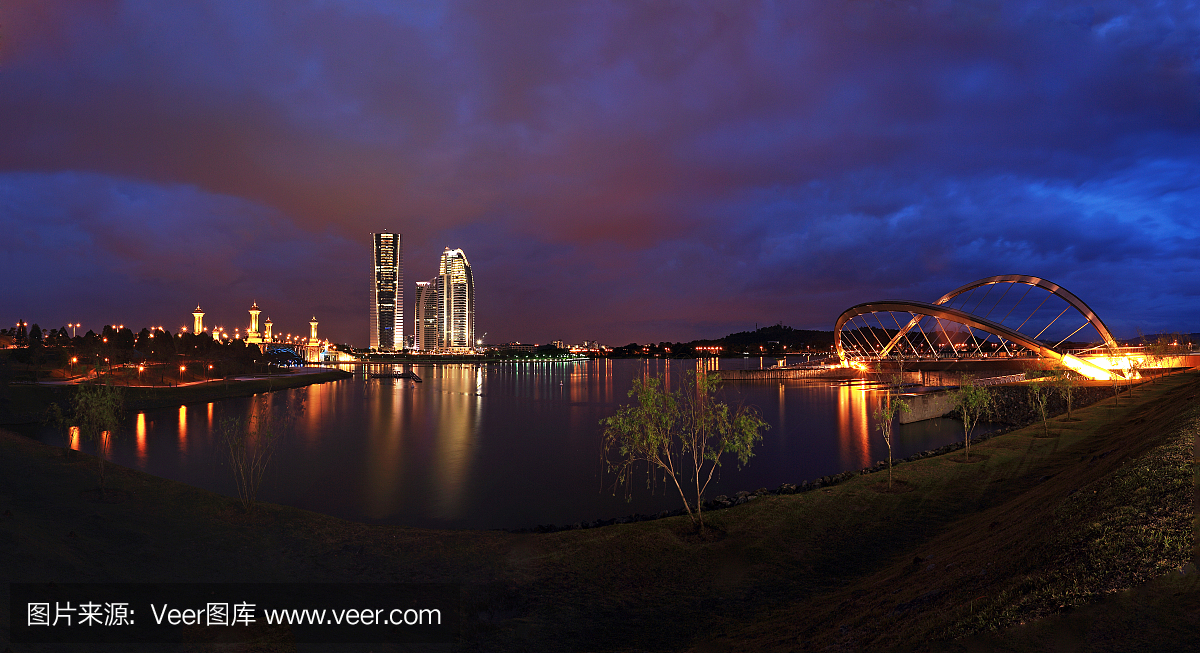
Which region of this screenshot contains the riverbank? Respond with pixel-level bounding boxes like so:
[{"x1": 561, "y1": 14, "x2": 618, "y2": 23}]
[
  {"x1": 0, "y1": 371, "x2": 1195, "y2": 651},
  {"x1": 0, "y1": 367, "x2": 351, "y2": 425}
]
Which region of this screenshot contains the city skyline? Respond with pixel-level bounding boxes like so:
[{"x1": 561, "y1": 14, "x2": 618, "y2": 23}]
[{"x1": 2, "y1": 3, "x2": 1198, "y2": 346}]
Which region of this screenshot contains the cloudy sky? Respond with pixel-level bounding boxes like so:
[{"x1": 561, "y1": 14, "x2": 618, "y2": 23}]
[{"x1": 2, "y1": 1, "x2": 1198, "y2": 346}]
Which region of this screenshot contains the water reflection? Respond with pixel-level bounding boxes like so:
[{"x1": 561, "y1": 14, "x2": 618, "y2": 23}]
[
  {"x1": 363, "y1": 375, "x2": 406, "y2": 520},
  {"x1": 136, "y1": 413, "x2": 147, "y2": 465},
  {"x1": 177, "y1": 405, "x2": 187, "y2": 452},
  {"x1": 430, "y1": 366, "x2": 479, "y2": 521},
  {"x1": 837, "y1": 383, "x2": 873, "y2": 469},
  {"x1": 25, "y1": 360, "x2": 977, "y2": 530}
]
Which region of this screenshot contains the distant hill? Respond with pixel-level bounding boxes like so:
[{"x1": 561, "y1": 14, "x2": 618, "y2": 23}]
[{"x1": 688, "y1": 323, "x2": 834, "y2": 354}]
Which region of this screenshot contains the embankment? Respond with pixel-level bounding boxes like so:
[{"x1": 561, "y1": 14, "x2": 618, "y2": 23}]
[
  {"x1": 902, "y1": 382, "x2": 1133, "y2": 425},
  {"x1": 0, "y1": 368, "x2": 352, "y2": 425}
]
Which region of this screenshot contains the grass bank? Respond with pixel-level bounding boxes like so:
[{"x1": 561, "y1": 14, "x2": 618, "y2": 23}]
[
  {"x1": 0, "y1": 372, "x2": 1196, "y2": 651},
  {"x1": 0, "y1": 369, "x2": 351, "y2": 425}
]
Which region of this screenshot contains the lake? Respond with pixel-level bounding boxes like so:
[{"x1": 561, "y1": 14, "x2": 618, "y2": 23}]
[{"x1": 23, "y1": 358, "x2": 976, "y2": 529}]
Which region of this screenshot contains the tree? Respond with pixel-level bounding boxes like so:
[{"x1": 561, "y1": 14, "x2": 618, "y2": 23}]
[
  {"x1": 1128, "y1": 356, "x2": 1146, "y2": 395},
  {"x1": 28, "y1": 324, "x2": 44, "y2": 383},
  {"x1": 1052, "y1": 367, "x2": 1079, "y2": 420},
  {"x1": 1027, "y1": 379, "x2": 1053, "y2": 436},
  {"x1": 601, "y1": 372, "x2": 768, "y2": 529},
  {"x1": 873, "y1": 382, "x2": 910, "y2": 487},
  {"x1": 1108, "y1": 363, "x2": 1121, "y2": 409},
  {"x1": 65, "y1": 382, "x2": 125, "y2": 494},
  {"x1": 218, "y1": 396, "x2": 300, "y2": 512},
  {"x1": 951, "y1": 376, "x2": 992, "y2": 461},
  {"x1": 1146, "y1": 333, "x2": 1184, "y2": 383}
]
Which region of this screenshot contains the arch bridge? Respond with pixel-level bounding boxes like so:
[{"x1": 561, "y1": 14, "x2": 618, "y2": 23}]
[{"x1": 834, "y1": 275, "x2": 1129, "y2": 381}]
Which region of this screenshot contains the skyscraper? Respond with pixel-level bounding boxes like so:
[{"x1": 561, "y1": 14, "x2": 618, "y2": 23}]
[
  {"x1": 370, "y1": 232, "x2": 404, "y2": 351},
  {"x1": 437, "y1": 247, "x2": 474, "y2": 351},
  {"x1": 414, "y1": 280, "x2": 439, "y2": 351}
]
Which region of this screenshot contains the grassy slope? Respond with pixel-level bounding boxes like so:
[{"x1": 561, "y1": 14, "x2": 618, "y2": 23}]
[{"x1": 0, "y1": 373, "x2": 1196, "y2": 652}]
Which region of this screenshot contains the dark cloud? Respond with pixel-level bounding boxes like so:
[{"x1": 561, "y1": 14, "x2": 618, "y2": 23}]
[{"x1": 1, "y1": 0, "x2": 1198, "y2": 344}]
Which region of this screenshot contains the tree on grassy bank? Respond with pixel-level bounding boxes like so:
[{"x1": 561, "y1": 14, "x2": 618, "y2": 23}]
[
  {"x1": 1027, "y1": 378, "x2": 1053, "y2": 436},
  {"x1": 48, "y1": 382, "x2": 125, "y2": 493},
  {"x1": 951, "y1": 377, "x2": 991, "y2": 461},
  {"x1": 601, "y1": 371, "x2": 768, "y2": 529},
  {"x1": 1054, "y1": 367, "x2": 1079, "y2": 420},
  {"x1": 218, "y1": 396, "x2": 300, "y2": 512},
  {"x1": 874, "y1": 380, "x2": 910, "y2": 488}
]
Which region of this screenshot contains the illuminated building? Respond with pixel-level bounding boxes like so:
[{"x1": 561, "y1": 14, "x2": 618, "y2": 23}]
[
  {"x1": 370, "y1": 232, "x2": 404, "y2": 351},
  {"x1": 246, "y1": 302, "x2": 263, "y2": 344},
  {"x1": 437, "y1": 247, "x2": 474, "y2": 352},
  {"x1": 192, "y1": 305, "x2": 205, "y2": 335},
  {"x1": 414, "y1": 280, "x2": 439, "y2": 351}
]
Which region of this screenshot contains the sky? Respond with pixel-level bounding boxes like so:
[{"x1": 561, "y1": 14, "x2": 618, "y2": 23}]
[{"x1": 1, "y1": 1, "x2": 1198, "y2": 347}]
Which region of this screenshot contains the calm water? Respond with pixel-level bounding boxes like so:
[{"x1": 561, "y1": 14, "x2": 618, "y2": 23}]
[{"x1": 24, "y1": 359, "x2": 977, "y2": 529}]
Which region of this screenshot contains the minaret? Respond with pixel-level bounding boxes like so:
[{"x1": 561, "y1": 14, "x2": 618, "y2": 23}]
[
  {"x1": 264, "y1": 317, "x2": 273, "y2": 342},
  {"x1": 192, "y1": 305, "x2": 205, "y2": 335},
  {"x1": 247, "y1": 302, "x2": 262, "y2": 344},
  {"x1": 309, "y1": 317, "x2": 319, "y2": 345}
]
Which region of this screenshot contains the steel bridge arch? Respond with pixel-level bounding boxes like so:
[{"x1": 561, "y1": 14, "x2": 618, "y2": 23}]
[
  {"x1": 931, "y1": 275, "x2": 1117, "y2": 349},
  {"x1": 833, "y1": 299, "x2": 1117, "y2": 380},
  {"x1": 859, "y1": 275, "x2": 1118, "y2": 362}
]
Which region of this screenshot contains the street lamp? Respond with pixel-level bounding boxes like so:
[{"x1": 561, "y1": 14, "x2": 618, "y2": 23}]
[{"x1": 179, "y1": 365, "x2": 186, "y2": 385}]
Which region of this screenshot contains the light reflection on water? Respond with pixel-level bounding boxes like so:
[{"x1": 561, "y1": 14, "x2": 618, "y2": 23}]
[
  {"x1": 136, "y1": 413, "x2": 147, "y2": 464},
  {"x1": 23, "y1": 359, "x2": 980, "y2": 530}
]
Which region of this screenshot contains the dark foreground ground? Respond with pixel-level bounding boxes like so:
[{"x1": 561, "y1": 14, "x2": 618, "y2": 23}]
[{"x1": 1, "y1": 372, "x2": 1197, "y2": 651}]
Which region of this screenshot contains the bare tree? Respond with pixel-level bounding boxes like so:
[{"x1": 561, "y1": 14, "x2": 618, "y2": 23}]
[
  {"x1": 1027, "y1": 379, "x2": 1052, "y2": 436},
  {"x1": 1052, "y1": 367, "x2": 1079, "y2": 421},
  {"x1": 873, "y1": 379, "x2": 911, "y2": 487},
  {"x1": 218, "y1": 396, "x2": 300, "y2": 512}
]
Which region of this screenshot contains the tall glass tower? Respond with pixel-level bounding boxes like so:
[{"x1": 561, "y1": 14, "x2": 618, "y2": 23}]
[
  {"x1": 437, "y1": 247, "x2": 475, "y2": 351},
  {"x1": 413, "y1": 280, "x2": 439, "y2": 351},
  {"x1": 370, "y1": 232, "x2": 403, "y2": 351}
]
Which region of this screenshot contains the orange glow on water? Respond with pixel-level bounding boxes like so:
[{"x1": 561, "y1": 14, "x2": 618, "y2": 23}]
[
  {"x1": 178, "y1": 405, "x2": 187, "y2": 451},
  {"x1": 836, "y1": 384, "x2": 872, "y2": 469},
  {"x1": 136, "y1": 413, "x2": 147, "y2": 465},
  {"x1": 68, "y1": 425, "x2": 80, "y2": 450}
]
